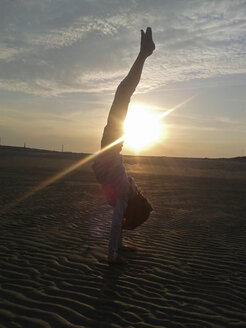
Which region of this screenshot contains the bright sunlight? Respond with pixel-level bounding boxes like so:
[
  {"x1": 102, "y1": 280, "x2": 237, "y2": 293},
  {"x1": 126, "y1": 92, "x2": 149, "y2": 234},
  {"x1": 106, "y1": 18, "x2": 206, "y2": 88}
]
[{"x1": 123, "y1": 104, "x2": 162, "y2": 151}]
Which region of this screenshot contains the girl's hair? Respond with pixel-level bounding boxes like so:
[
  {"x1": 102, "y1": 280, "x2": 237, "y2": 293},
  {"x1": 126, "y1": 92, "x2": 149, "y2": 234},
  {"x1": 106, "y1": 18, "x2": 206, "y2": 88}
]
[{"x1": 122, "y1": 190, "x2": 153, "y2": 230}]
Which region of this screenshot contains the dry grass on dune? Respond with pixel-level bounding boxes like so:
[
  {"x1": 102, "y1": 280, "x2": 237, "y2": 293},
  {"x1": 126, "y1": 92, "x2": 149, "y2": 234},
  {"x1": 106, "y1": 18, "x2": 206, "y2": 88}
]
[{"x1": 0, "y1": 147, "x2": 246, "y2": 328}]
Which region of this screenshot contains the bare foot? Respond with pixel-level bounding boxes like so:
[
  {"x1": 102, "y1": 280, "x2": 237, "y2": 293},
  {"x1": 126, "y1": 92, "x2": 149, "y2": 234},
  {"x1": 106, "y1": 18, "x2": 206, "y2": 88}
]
[{"x1": 140, "y1": 27, "x2": 155, "y2": 57}]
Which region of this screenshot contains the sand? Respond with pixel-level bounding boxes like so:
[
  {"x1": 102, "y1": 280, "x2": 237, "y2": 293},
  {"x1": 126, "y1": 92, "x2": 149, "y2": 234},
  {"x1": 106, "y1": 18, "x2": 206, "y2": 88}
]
[{"x1": 0, "y1": 146, "x2": 246, "y2": 328}]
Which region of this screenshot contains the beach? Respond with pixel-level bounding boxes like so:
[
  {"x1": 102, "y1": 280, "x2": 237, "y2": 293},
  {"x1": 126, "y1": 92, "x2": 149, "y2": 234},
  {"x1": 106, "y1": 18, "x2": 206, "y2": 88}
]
[{"x1": 1, "y1": 146, "x2": 246, "y2": 328}]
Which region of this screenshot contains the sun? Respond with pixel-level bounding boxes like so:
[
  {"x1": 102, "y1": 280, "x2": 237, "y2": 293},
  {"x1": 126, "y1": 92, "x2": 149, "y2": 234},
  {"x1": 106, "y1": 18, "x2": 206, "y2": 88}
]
[{"x1": 123, "y1": 105, "x2": 161, "y2": 151}]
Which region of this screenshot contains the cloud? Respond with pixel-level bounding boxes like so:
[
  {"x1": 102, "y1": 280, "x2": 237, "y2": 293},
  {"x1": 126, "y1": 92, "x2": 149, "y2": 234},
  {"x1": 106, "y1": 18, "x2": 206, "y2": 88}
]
[{"x1": 1, "y1": 0, "x2": 246, "y2": 95}]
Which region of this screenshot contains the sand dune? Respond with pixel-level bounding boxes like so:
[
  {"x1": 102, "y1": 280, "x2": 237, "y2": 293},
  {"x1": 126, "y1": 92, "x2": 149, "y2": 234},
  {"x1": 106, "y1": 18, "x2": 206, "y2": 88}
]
[{"x1": 0, "y1": 147, "x2": 246, "y2": 327}]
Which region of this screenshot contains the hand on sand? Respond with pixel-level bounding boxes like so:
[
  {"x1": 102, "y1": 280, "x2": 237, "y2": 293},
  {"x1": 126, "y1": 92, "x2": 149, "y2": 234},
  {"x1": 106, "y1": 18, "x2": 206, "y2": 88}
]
[
  {"x1": 140, "y1": 27, "x2": 155, "y2": 57},
  {"x1": 108, "y1": 254, "x2": 128, "y2": 265},
  {"x1": 119, "y1": 245, "x2": 137, "y2": 252}
]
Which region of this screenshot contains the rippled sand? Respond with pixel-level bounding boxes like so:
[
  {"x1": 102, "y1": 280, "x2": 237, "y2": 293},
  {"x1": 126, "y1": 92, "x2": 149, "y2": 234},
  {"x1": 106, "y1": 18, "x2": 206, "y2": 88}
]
[{"x1": 1, "y1": 147, "x2": 246, "y2": 328}]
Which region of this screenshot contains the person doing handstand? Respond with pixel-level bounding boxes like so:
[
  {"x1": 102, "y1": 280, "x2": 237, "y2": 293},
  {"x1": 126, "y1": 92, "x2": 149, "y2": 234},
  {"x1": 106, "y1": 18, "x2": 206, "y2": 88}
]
[{"x1": 93, "y1": 27, "x2": 155, "y2": 264}]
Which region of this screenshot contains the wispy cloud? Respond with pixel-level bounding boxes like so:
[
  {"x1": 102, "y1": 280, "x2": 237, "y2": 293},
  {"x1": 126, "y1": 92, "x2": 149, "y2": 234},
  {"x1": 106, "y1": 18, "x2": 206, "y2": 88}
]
[
  {"x1": 1, "y1": 0, "x2": 246, "y2": 95},
  {"x1": 164, "y1": 112, "x2": 246, "y2": 136}
]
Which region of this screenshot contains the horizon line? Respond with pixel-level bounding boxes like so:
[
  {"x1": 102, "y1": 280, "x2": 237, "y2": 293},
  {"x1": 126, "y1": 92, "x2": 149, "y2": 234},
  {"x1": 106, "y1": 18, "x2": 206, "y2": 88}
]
[{"x1": 0, "y1": 144, "x2": 245, "y2": 161}]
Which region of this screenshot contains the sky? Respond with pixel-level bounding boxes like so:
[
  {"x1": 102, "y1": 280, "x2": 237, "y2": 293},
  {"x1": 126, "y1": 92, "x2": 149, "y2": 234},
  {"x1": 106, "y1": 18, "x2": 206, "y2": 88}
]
[{"x1": 1, "y1": 0, "x2": 246, "y2": 158}]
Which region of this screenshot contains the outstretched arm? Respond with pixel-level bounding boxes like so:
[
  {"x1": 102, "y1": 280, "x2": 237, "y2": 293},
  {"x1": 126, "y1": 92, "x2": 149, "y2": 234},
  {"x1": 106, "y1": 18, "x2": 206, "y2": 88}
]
[{"x1": 106, "y1": 27, "x2": 155, "y2": 127}]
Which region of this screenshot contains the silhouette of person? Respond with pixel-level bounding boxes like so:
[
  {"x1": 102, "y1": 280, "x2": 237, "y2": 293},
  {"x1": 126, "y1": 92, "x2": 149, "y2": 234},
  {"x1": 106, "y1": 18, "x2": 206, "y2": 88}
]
[{"x1": 93, "y1": 27, "x2": 155, "y2": 264}]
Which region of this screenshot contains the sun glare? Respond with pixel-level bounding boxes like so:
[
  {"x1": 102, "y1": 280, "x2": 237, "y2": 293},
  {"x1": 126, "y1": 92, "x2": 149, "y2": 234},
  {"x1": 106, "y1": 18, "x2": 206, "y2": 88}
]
[{"x1": 123, "y1": 105, "x2": 161, "y2": 151}]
